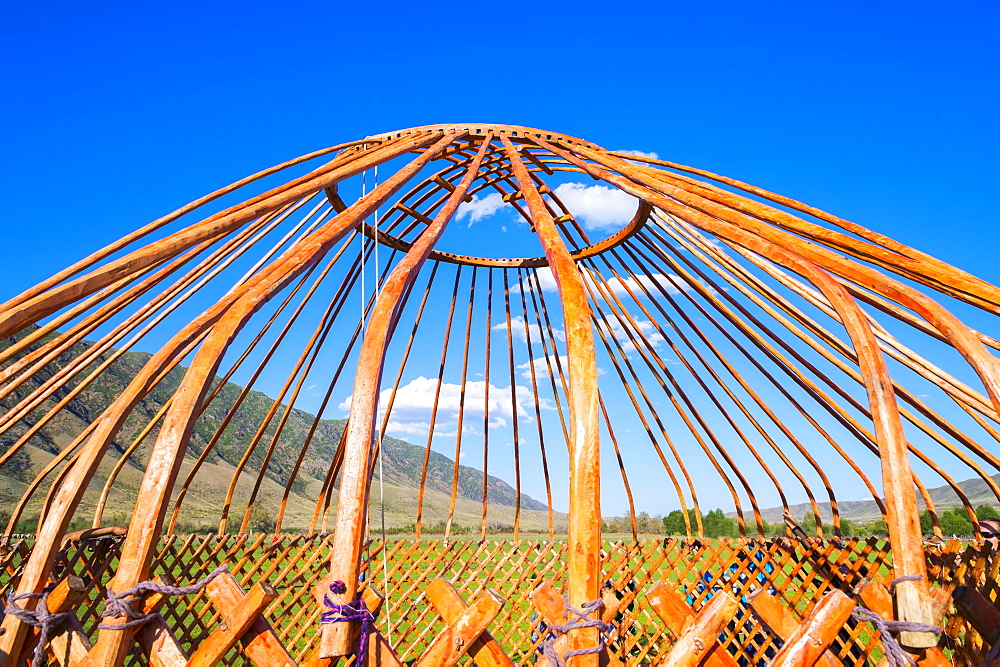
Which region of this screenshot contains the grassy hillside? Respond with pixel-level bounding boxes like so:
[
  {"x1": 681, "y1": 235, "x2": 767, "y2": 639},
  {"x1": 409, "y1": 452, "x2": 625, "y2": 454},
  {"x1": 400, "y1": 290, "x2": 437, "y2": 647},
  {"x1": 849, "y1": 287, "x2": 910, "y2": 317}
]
[
  {"x1": 748, "y1": 474, "x2": 1000, "y2": 524},
  {"x1": 0, "y1": 327, "x2": 561, "y2": 532}
]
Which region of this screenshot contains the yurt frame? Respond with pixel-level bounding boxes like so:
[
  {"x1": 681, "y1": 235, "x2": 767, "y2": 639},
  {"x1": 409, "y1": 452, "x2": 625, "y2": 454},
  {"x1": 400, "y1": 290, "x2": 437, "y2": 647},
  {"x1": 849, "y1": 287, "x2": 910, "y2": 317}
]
[{"x1": 1, "y1": 124, "x2": 999, "y2": 665}]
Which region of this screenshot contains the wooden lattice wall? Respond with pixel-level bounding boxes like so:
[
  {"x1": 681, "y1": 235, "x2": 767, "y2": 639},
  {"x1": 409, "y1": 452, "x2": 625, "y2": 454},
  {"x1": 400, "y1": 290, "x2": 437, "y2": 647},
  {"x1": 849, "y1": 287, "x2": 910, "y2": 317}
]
[{"x1": 2, "y1": 534, "x2": 995, "y2": 664}]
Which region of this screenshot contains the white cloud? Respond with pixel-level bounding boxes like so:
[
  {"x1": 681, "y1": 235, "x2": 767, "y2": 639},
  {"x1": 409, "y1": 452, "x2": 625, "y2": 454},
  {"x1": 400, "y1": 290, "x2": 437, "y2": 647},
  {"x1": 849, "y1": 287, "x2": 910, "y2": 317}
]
[
  {"x1": 534, "y1": 267, "x2": 558, "y2": 292},
  {"x1": 339, "y1": 376, "x2": 553, "y2": 439},
  {"x1": 552, "y1": 182, "x2": 639, "y2": 231},
  {"x1": 456, "y1": 192, "x2": 510, "y2": 225},
  {"x1": 607, "y1": 273, "x2": 689, "y2": 298},
  {"x1": 493, "y1": 316, "x2": 565, "y2": 344},
  {"x1": 616, "y1": 149, "x2": 659, "y2": 159},
  {"x1": 516, "y1": 354, "x2": 569, "y2": 380},
  {"x1": 605, "y1": 318, "x2": 665, "y2": 352}
]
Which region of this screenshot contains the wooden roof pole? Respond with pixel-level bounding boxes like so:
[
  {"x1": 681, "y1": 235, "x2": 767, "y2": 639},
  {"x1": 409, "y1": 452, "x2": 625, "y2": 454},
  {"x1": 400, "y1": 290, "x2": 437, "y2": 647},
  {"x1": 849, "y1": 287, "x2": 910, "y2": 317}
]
[
  {"x1": 0, "y1": 132, "x2": 452, "y2": 667},
  {"x1": 539, "y1": 139, "x2": 937, "y2": 647},
  {"x1": 74, "y1": 133, "x2": 458, "y2": 667},
  {"x1": 0, "y1": 139, "x2": 370, "y2": 317},
  {"x1": 318, "y1": 132, "x2": 486, "y2": 657},
  {"x1": 615, "y1": 151, "x2": 1000, "y2": 312},
  {"x1": 0, "y1": 132, "x2": 435, "y2": 340},
  {"x1": 501, "y1": 134, "x2": 602, "y2": 665},
  {"x1": 588, "y1": 147, "x2": 1000, "y2": 415}
]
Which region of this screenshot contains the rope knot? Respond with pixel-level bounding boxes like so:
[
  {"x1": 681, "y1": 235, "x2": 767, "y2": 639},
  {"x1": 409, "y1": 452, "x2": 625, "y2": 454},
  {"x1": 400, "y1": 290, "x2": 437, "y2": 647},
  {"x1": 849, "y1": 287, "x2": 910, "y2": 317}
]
[
  {"x1": 852, "y1": 576, "x2": 943, "y2": 667},
  {"x1": 4, "y1": 589, "x2": 75, "y2": 666},
  {"x1": 98, "y1": 565, "x2": 228, "y2": 630},
  {"x1": 321, "y1": 584, "x2": 377, "y2": 664},
  {"x1": 539, "y1": 598, "x2": 613, "y2": 667}
]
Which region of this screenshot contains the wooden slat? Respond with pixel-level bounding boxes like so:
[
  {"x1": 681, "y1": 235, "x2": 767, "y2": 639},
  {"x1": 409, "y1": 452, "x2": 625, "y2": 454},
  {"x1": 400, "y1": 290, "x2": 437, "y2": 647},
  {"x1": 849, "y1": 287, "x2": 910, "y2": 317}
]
[
  {"x1": 659, "y1": 591, "x2": 739, "y2": 667},
  {"x1": 647, "y1": 582, "x2": 737, "y2": 667},
  {"x1": 134, "y1": 617, "x2": 188, "y2": 667},
  {"x1": 415, "y1": 588, "x2": 504, "y2": 667},
  {"x1": 953, "y1": 586, "x2": 1000, "y2": 644},
  {"x1": 747, "y1": 588, "x2": 838, "y2": 667},
  {"x1": 203, "y1": 572, "x2": 295, "y2": 666},
  {"x1": 770, "y1": 590, "x2": 856, "y2": 666},
  {"x1": 423, "y1": 578, "x2": 512, "y2": 667}
]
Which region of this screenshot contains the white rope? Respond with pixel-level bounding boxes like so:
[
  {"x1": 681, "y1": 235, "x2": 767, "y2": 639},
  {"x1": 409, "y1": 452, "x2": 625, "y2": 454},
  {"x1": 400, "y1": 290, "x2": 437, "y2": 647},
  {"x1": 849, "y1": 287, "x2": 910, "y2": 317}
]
[{"x1": 372, "y1": 164, "x2": 392, "y2": 645}]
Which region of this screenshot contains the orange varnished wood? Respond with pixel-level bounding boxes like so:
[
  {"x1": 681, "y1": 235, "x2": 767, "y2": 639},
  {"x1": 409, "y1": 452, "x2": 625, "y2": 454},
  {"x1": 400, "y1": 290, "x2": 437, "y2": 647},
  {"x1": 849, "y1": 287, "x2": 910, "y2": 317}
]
[
  {"x1": 423, "y1": 577, "x2": 513, "y2": 667},
  {"x1": 747, "y1": 588, "x2": 838, "y2": 667},
  {"x1": 503, "y1": 134, "x2": 603, "y2": 665},
  {"x1": 659, "y1": 591, "x2": 739, "y2": 667},
  {"x1": 770, "y1": 590, "x2": 856, "y2": 666},
  {"x1": 320, "y1": 133, "x2": 485, "y2": 655}
]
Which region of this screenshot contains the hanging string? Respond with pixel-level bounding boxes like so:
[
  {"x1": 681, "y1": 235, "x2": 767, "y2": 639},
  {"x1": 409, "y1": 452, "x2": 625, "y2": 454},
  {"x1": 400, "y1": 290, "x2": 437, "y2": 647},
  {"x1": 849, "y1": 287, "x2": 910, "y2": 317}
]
[{"x1": 372, "y1": 164, "x2": 392, "y2": 646}]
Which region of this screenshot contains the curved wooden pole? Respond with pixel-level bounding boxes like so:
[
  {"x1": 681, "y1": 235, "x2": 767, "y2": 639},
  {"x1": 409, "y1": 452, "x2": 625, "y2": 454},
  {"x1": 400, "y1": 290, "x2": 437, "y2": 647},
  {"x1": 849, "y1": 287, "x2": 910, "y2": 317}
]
[
  {"x1": 0, "y1": 140, "x2": 370, "y2": 318},
  {"x1": 77, "y1": 133, "x2": 457, "y2": 667},
  {"x1": 0, "y1": 133, "x2": 454, "y2": 667},
  {"x1": 540, "y1": 138, "x2": 935, "y2": 643},
  {"x1": 502, "y1": 134, "x2": 602, "y2": 664},
  {"x1": 319, "y1": 134, "x2": 486, "y2": 657},
  {"x1": 647, "y1": 215, "x2": 993, "y2": 524},
  {"x1": 584, "y1": 146, "x2": 1000, "y2": 419},
  {"x1": 640, "y1": 220, "x2": 985, "y2": 513},
  {"x1": 613, "y1": 151, "x2": 1000, "y2": 312},
  {"x1": 0, "y1": 132, "x2": 440, "y2": 340}
]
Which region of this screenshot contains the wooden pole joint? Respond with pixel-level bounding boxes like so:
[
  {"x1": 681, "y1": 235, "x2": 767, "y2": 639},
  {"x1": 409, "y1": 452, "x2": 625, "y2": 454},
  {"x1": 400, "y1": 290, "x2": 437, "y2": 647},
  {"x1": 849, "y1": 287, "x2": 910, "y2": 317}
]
[
  {"x1": 646, "y1": 581, "x2": 737, "y2": 667},
  {"x1": 531, "y1": 580, "x2": 622, "y2": 667},
  {"x1": 415, "y1": 577, "x2": 510, "y2": 667}
]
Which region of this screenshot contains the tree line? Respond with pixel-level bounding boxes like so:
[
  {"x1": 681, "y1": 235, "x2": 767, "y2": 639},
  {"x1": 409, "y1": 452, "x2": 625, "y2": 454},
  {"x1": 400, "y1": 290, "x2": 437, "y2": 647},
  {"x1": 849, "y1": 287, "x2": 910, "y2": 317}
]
[{"x1": 600, "y1": 505, "x2": 1000, "y2": 538}]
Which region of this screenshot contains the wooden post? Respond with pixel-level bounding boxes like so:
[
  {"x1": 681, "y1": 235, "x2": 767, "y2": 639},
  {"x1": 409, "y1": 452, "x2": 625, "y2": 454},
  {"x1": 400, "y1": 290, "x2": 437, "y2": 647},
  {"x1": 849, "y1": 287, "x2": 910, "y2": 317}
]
[
  {"x1": 545, "y1": 136, "x2": 940, "y2": 646},
  {"x1": 855, "y1": 578, "x2": 951, "y2": 666},
  {"x1": 202, "y1": 572, "x2": 295, "y2": 666},
  {"x1": 187, "y1": 581, "x2": 277, "y2": 666},
  {"x1": 415, "y1": 588, "x2": 505, "y2": 666},
  {"x1": 531, "y1": 580, "x2": 623, "y2": 667},
  {"x1": 19, "y1": 575, "x2": 88, "y2": 664},
  {"x1": 319, "y1": 134, "x2": 487, "y2": 656},
  {"x1": 503, "y1": 134, "x2": 603, "y2": 665},
  {"x1": 134, "y1": 618, "x2": 188, "y2": 667},
  {"x1": 747, "y1": 588, "x2": 839, "y2": 667},
  {"x1": 423, "y1": 578, "x2": 513, "y2": 667},
  {"x1": 769, "y1": 590, "x2": 856, "y2": 666}
]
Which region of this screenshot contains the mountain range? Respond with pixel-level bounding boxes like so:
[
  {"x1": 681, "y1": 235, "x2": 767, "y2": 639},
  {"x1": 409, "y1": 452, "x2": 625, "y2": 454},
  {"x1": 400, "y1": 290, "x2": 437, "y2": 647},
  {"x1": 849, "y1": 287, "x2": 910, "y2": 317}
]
[
  {"x1": 0, "y1": 327, "x2": 561, "y2": 532},
  {"x1": 744, "y1": 473, "x2": 1000, "y2": 525}
]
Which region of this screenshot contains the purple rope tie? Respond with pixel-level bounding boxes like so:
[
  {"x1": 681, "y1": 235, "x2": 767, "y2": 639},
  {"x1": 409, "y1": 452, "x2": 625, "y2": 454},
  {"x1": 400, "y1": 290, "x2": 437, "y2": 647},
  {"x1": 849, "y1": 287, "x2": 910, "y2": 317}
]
[
  {"x1": 539, "y1": 598, "x2": 612, "y2": 667},
  {"x1": 98, "y1": 565, "x2": 229, "y2": 630},
  {"x1": 321, "y1": 580, "x2": 377, "y2": 664},
  {"x1": 4, "y1": 588, "x2": 75, "y2": 666},
  {"x1": 852, "y1": 576, "x2": 943, "y2": 667}
]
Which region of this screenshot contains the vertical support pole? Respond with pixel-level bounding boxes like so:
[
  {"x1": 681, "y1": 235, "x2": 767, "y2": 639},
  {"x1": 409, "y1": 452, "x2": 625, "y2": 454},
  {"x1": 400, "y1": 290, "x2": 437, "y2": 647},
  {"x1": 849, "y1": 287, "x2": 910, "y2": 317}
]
[
  {"x1": 501, "y1": 134, "x2": 602, "y2": 665},
  {"x1": 319, "y1": 133, "x2": 487, "y2": 657}
]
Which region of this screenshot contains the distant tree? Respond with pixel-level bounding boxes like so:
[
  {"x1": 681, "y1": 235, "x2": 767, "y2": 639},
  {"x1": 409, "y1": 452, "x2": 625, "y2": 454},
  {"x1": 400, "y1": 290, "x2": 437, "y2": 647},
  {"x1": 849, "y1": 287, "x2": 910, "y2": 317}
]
[
  {"x1": 839, "y1": 519, "x2": 858, "y2": 537},
  {"x1": 15, "y1": 515, "x2": 39, "y2": 534},
  {"x1": 662, "y1": 509, "x2": 699, "y2": 536},
  {"x1": 766, "y1": 521, "x2": 788, "y2": 537},
  {"x1": 976, "y1": 504, "x2": 1000, "y2": 521},
  {"x1": 940, "y1": 508, "x2": 973, "y2": 536},
  {"x1": 867, "y1": 520, "x2": 889, "y2": 537},
  {"x1": 920, "y1": 510, "x2": 934, "y2": 535},
  {"x1": 248, "y1": 507, "x2": 276, "y2": 533},
  {"x1": 703, "y1": 509, "x2": 738, "y2": 538}
]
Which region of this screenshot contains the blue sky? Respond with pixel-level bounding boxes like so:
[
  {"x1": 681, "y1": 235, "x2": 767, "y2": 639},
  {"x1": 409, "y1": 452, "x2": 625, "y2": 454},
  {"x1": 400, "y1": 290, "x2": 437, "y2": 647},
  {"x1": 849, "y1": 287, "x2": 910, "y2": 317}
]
[{"x1": 2, "y1": 1, "x2": 999, "y2": 520}]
